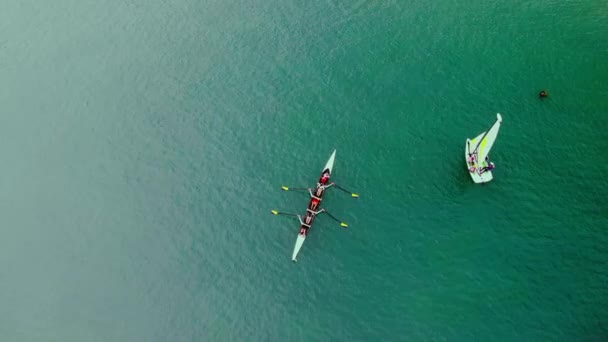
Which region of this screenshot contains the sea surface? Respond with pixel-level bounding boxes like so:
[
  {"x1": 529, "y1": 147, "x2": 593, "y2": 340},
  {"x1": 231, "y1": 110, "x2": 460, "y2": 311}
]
[{"x1": 1, "y1": 1, "x2": 607, "y2": 341}]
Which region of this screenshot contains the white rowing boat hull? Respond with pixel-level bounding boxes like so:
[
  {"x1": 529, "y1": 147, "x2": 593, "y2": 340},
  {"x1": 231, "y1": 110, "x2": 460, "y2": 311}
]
[
  {"x1": 324, "y1": 149, "x2": 336, "y2": 174},
  {"x1": 291, "y1": 149, "x2": 336, "y2": 261},
  {"x1": 291, "y1": 234, "x2": 306, "y2": 261}
]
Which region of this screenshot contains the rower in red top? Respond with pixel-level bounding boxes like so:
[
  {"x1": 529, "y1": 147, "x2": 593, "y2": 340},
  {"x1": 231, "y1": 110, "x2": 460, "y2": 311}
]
[
  {"x1": 309, "y1": 197, "x2": 320, "y2": 211},
  {"x1": 320, "y1": 171, "x2": 330, "y2": 184}
]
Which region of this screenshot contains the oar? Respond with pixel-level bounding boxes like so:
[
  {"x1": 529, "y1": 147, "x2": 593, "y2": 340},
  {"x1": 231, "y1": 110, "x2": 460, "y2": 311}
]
[
  {"x1": 332, "y1": 184, "x2": 359, "y2": 198},
  {"x1": 271, "y1": 210, "x2": 299, "y2": 217},
  {"x1": 321, "y1": 210, "x2": 349, "y2": 228},
  {"x1": 281, "y1": 186, "x2": 309, "y2": 192}
]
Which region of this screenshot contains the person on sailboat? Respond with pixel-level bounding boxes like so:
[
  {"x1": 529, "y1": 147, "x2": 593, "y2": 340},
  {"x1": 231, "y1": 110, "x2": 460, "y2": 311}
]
[
  {"x1": 468, "y1": 154, "x2": 477, "y2": 165},
  {"x1": 467, "y1": 154, "x2": 477, "y2": 172},
  {"x1": 480, "y1": 162, "x2": 495, "y2": 174}
]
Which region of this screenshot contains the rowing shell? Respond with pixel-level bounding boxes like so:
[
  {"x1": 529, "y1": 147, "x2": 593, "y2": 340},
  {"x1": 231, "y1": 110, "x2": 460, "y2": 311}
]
[{"x1": 291, "y1": 149, "x2": 336, "y2": 261}]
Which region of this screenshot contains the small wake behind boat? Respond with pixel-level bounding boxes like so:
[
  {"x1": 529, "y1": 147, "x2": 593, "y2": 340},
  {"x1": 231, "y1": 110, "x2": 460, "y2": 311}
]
[
  {"x1": 465, "y1": 113, "x2": 503, "y2": 184},
  {"x1": 271, "y1": 150, "x2": 359, "y2": 262}
]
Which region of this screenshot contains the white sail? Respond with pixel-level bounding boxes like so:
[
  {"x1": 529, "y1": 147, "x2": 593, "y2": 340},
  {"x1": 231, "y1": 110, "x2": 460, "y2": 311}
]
[
  {"x1": 465, "y1": 113, "x2": 503, "y2": 184},
  {"x1": 475, "y1": 113, "x2": 502, "y2": 162}
]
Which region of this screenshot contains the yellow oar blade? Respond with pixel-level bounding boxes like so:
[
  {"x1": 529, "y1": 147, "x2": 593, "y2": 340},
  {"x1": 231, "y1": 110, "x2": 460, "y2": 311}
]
[
  {"x1": 340, "y1": 223, "x2": 348, "y2": 228},
  {"x1": 281, "y1": 186, "x2": 289, "y2": 191},
  {"x1": 351, "y1": 193, "x2": 359, "y2": 198},
  {"x1": 271, "y1": 210, "x2": 279, "y2": 215}
]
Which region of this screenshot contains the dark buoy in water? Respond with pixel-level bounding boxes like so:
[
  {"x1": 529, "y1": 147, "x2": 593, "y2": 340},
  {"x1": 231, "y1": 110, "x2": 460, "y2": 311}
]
[{"x1": 539, "y1": 90, "x2": 548, "y2": 98}]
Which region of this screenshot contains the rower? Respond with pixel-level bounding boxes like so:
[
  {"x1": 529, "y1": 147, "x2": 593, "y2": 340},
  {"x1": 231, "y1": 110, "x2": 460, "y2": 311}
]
[
  {"x1": 319, "y1": 171, "x2": 330, "y2": 184},
  {"x1": 309, "y1": 197, "x2": 320, "y2": 211},
  {"x1": 314, "y1": 182, "x2": 335, "y2": 197},
  {"x1": 308, "y1": 188, "x2": 322, "y2": 200},
  {"x1": 297, "y1": 215, "x2": 311, "y2": 228},
  {"x1": 304, "y1": 212, "x2": 313, "y2": 225}
]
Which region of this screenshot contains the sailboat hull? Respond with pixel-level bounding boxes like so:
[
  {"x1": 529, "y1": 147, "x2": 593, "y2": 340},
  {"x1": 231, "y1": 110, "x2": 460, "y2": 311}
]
[
  {"x1": 465, "y1": 113, "x2": 502, "y2": 184},
  {"x1": 465, "y1": 138, "x2": 493, "y2": 183}
]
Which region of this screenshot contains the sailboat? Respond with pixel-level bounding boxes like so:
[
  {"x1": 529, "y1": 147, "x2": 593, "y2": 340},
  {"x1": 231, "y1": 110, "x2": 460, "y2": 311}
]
[{"x1": 465, "y1": 113, "x2": 503, "y2": 183}]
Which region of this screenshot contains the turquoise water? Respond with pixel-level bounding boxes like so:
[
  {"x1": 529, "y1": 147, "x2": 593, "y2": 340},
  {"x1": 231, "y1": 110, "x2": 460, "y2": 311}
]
[{"x1": 1, "y1": 1, "x2": 607, "y2": 340}]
